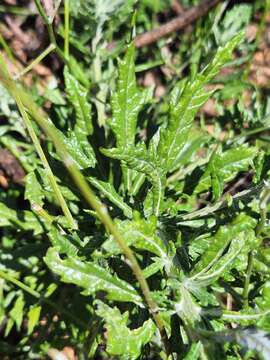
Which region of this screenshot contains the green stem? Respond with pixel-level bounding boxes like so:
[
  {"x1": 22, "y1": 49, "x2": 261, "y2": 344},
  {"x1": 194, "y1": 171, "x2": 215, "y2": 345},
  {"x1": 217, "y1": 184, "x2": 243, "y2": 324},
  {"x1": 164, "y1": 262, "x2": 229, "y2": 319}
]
[
  {"x1": 0, "y1": 5, "x2": 37, "y2": 15},
  {"x1": 33, "y1": 0, "x2": 66, "y2": 62},
  {"x1": 15, "y1": 93, "x2": 77, "y2": 230},
  {"x1": 0, "y1": 269, "x2": 88, "y2": 329},
  {"x1": 14, "y1": 44, "x2": 56, "y2": 80},
  {"x1": 229, "y1": 123, "x2": 270, "y2": 144},
  {"x1": 0, "y1": 60, "x2": 170, "y2": 357},
  {"x1": 0, "y1": 32, "x2": 15, "y2": 63},
  {"x1": 242, "y1": 251, "x2": 254, "y2": 308},
  {"x1": 64, "y1": 0, "x2": 70, "y2": 59},
  {"x1": 256, "y1": 183, "x2": 270, "y2": 235}
]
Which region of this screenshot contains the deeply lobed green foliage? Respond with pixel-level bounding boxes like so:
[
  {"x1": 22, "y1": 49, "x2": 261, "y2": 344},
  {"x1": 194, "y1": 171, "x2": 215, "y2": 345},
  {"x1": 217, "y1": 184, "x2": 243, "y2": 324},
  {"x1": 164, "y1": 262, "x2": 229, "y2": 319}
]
[{"x1": 0, "y1": 1, "x2": 270, "y2": 359}]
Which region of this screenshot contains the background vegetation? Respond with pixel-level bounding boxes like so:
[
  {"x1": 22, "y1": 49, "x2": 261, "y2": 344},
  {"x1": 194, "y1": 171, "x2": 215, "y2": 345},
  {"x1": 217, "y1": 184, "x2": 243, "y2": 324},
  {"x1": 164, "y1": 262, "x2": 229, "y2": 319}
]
[{"x1": 0, "y1": 0, "x2": 270, "y2": 359}]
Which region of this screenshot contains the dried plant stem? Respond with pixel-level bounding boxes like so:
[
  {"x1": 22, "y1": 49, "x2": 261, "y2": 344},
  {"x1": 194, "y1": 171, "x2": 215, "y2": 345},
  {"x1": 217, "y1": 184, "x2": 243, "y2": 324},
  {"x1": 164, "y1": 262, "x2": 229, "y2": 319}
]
[
  {"x1": 64, "y1": 0, "x2": 70, "y2": 59},
  {"x1": 34, "y1": 0, "x2": 66, "y2": 62},
  {"x1": 14, "y1": 93, "x2": 77, "y2": 230},
  {"x1": 134, "y1": 0, "x2": 222, "y2": 47},
  {"x1": 14, "y1": 44, "x2": 56, "y2": 80},
  {"x1": 0, "y1": 63, "x2": 171, "y2": 357}
]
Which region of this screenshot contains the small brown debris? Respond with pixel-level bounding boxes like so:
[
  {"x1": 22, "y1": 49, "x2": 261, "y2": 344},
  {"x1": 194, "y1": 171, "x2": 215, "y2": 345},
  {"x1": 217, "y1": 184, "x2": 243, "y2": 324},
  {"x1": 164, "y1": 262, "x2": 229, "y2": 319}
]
[{"x1": 0, "y1": 149, "x2": 25, "y2": 187}]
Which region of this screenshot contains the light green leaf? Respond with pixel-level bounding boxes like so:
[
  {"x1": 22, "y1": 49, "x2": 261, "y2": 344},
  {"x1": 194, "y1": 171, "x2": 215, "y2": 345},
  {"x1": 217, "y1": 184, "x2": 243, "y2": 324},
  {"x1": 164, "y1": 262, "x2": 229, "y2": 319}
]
[
  {"x1": 27, "y1": 305, "x2": 41, "y2": 335},
  {"x1": 191, "y1": 214, "x2": 256, "y2": 276},
  {"x1": 89, "y1": 177, "x2": 133, "y2": 218},
  {"x1": 25, "y1": 171, "x2": 45, "y2": 207},
  {"x1": 236, "y1": 329, "x2": 270, "y2": 359},
  {"x1": 185, "y1": 215, "x2": 257, "y2": 290},
  {"x1": 103, "y1": 216, "x2": 168, "y2": 259},
  {"x1": 217, "y1": 4, "x2": 252, "y2": 44},
  {"x1": 61, "y1": 130, "x2": 96, "y2": 169},
  {"x1": 96, "y1": 300, "x2": 156, "y2": 360},
  {"x1": 110, "y1": 44, "x2": 145, "y2": 148},
  {"x1": 47, "y1": 226, "x2": 78, "y2": 256},
  {"x1": 64, "y1": 67, "x2": 92, "y2": 135},
  {"x1": 109, "y1": 43, "x2": 147, "y2": 191},
  {"x1": 101, "y1": 144, "x2": 165, "y2": 215},
  {"x1": 157, "y1": 32, "x2": 244, "y2": 172},
  {"x1": 9, "y1": 295, "x2": 24, "y2": 331},
  {"x1": 0, "y1": 203, "x2": 44, "y2": 235},
  {"x1": 142, "y1": 258, "x2": 166, "y2": 278},
  {"x1": 195, "y1": 146, "x2": 257, "y2": 198},
  {"x1": 214, "y1": 328, "x2": 270, "y2": 360},
  {"x1": 44, "y1": 247, "x2": 142, "y2": 305},
  {"x1": 183, "y1": 342, "x2": 202, "y2": 360},
  {"x1": 188, "y1": 226, "x2": 256, "y2": 287}
]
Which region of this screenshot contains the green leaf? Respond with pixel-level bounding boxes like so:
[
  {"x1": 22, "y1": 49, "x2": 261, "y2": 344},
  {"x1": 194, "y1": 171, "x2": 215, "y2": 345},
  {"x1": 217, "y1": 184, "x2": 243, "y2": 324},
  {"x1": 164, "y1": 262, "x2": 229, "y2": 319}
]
[
  {"x1": 0, "y1": 203, "x2": 44, "y2": 235},
  {"x1": 195, "y1": 146, "x2": 257, "y2": 198},
  {"x1": 27, "y1": 305, "x2": 41, "y2": 335},
  {"x1": 61, "y1": 130, "x2": 96, "y2": 169},
  {"x1": 217, "y1": 4, "x2": 252, "y2": 44},
  {"x1": 187, "y1": 215, "x2": 256, "y2": 287},
  {"x1": 101, "y1": 144, "x2": 165, "y2": 215},
  {"x1": 89, "y1": 177, "x2": 133, "y2": 218},
  {"x1": 157, "y1": 32, "x2": 244, "y2": 172},
  {"x1": 215, "y1": 328, "x2": 270, "y2": 359},
  {"x1": 9, "y1": 295, "x2": 24, "y2": 331},
  {"x1": 64, "y1": 67, "x2": 92, "y2": 135},
  {"x1": 44, "y1": 247, "x2": 142, "y2": 305},
  {"x1": 96, "y1": 300, "x2": 156, "y2": 360},
  {"x1": 183, "y1": 342, "x2": 203, "y2": 360},
  {"x1": 191, "y1": 214, "x2": 256, "y2": 275},
  {"x1": 110, "y1": 44, "x2": 145, "y2": 148},
  {"x1": 102, "y1": 215, "x2": 168, "y2": 259},
  {"x1": 47, "y1": 226, "x2": 78, "y2": 256},
  {"x1": 25, "y1": 171, "x2": 45, "y2": 207},
  {"x1": 109, "y1": 43, "x2": 147, "y2": 191},
  {"x1": 235, "y1": 328, "x2": 270, "y2": 359}
]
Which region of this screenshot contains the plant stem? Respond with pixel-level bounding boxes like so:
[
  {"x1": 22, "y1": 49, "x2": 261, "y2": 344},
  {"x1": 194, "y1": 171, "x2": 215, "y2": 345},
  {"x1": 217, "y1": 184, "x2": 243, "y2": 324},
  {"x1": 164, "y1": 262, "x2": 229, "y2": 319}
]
[
  {"x1": 0, "y1": 5, "x2": 37, "y2": 15},
  {"x1": 0, "y1": 61, "x2": 171, "y2": 357},
  {"x1": 14, "y1": 93, "x2": 77, "y2": 230},
  {"x1": 64, "y1": 0, "x2": 70, "y2": 59},
  {"x1": 0, "y1": 32, "x2": 16, "y2": 63},
  {"x1": 242, "y1": 251, "x2": 254, "y2": 308},
  {"x1": 0, "y1": 269, "x2": 88, "y2": 329},
  {"x1": 33, "y1": 0, "x2": 66, "y2": 62},
  {"x1": 14, "y1": 44, "x2": 56, "y2": 80}
]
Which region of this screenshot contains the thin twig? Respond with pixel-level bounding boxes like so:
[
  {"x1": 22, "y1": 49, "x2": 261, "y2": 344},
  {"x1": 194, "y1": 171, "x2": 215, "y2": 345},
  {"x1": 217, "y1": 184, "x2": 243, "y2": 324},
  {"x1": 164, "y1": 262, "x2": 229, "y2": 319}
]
[
  {"x1": 134, "y1": 0, "x2": 222, "y2": 48},
  {"x1": 14, "y1": 93, "x2": 77, "y2": 230},
  {"x1": 13, "y1": 43, "x2": 56, "y2": 80}
]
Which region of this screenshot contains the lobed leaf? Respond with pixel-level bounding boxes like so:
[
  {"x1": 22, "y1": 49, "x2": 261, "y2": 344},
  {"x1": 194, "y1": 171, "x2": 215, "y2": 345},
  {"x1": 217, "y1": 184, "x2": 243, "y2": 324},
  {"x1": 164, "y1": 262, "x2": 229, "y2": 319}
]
[
  {"x1": 0, "y1": 203, "x2": 43, "y2": 235},
  {"x1": 103, "y1": 216, "x2": 168, "y2": 258},
  {"x1": 157, "y1": 32, "x2": 244, "y2": 172},
  {"x1": 186, "y1": 214, "x2": 257, "y2": 288},
  {"x1": 44, "y1": 247, "x2": 142, "y2": 305},
  {"x1": 195, "y1": 146, "x2": 257, "y2": 199},
  {"x1": 64, "y1": 67, "x2": 93, "y2": 135},
  {"x1": 89, "y1": 177, "x2": 133, "y2": 218},
  {"x1": 109, "y1": 43, "x2": 147, "y2": 191},
  {"x1": 96, "y1": 300, "x2": 156, "y2": 360},
  {"x1": 27, "y1": 305, "x2": 41, "y2": 335},
  {"x1": 25, "y1": 171, "x2": 45, "y2": 208}
]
